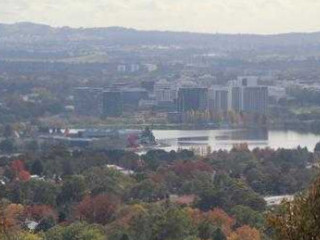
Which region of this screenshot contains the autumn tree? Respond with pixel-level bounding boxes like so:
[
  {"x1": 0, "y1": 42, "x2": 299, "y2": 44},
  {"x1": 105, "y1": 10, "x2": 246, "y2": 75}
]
[
  {"x1": 229, "y1": 225, "x2": 261, "y2": 240},
  {"x1": 0, "y1": 200, "x2": 24, "y2": 239},
  {"x1": 24, "y1": 205, "x2": 57, "y2": 222},
  {"x1": 206, "y1": 208, "x2": 235, "y2": 237},
  {"x1": 10, "y1": 160, "x2": 31, "y2": 182},
  {"x1": 76, "y1": 194, "x2": 119, "y2": 225},
  {"x1": 267, "y1": 177, "x2": 320, "y2": 240}
]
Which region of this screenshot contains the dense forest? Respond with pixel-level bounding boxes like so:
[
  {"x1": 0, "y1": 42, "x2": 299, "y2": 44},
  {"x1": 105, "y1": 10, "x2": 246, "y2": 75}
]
[{"x1": 0, "y1": 143, "x2": 318, "y2": 239}]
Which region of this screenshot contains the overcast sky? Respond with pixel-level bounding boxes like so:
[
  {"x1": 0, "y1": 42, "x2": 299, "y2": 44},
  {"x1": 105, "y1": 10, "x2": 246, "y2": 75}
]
[{"x1": 1, "y1": 0, "x2": 320, "y2": 34}]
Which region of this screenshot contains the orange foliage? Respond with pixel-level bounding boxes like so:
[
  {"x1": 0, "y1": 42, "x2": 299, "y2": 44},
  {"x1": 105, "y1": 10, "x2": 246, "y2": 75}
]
[
  {"x1": 113, "y1": 204, "x2": 146, "y2": 229},
  {"x1": 186, "y1": 208, "x2": 204, "y2": 227},
  {"x1": 228, "y1": 225, "x2": 261, "y2": 240},
  {"x1": 0, "y1": 203, "x2": 24, "y2": 234},
  {"x1": 206, "y1": 208, "x2": 235, "y2": 236}
]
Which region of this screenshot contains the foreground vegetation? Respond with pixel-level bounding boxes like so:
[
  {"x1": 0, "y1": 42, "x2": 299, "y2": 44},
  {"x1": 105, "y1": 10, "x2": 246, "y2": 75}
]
[{"x1": 0, "y1": 142, "x2": 318, "y2": 240}]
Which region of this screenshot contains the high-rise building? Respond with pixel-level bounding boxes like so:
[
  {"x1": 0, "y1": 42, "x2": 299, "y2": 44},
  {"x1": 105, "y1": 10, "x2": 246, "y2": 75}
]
[
  {"x1": 228, "y1": 77, "x2": 268, "y2": 114},
  {"x1": 177, "y1": 87, "x2": 208, "y2": 113},
  {"x1": 102, "y1": 91, "x2": 122, "y2": 117},
  {"x1": 214, "y1": 88, "x2": 229, "y2": 112},
  {"x1": 242, "y1": 87, "x2": 268, "y2": 114},
  {"x1": 230, "y1": 87, "x2": 242, "y2": 112},
  {"x1": 74, "y1": 87, "x2": 103, "y2": 116},
  {"x1": 154, "y1": 79, "x2": 177, "y2": 103},
  {"x1": 209, "y1": 87, "x2": 229, "y2": 112}
]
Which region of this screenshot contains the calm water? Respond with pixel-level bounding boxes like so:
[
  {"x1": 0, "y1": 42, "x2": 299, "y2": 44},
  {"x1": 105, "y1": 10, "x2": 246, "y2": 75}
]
[{"x1": 153, "y1": 129, "x2": 320, "y2": 152}]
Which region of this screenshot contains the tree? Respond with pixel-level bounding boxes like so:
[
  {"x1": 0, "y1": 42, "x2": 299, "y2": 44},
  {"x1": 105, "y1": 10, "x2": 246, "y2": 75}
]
[
  {"x1": 24, "y1": 205, "x2": 57, "y2": 231},
  {"x1": 229, "y1": 226, "x2": 261, "y2": 240},
  {"x1": 0, "y1": 201, "x2": 24, "y2": 239},
  {"x1": 35, "y1": 215, "x2": 56, "y2": 232},
  {"x1": 76, "y1": 194, "x2": 119, "y2": 225},
  {"x1": 171, "y1": 160, "x2": 214, "y2": 179},
  {"x1": 10, "y1": 160, "x2": 31, "y2": 182},
  {"x1": 46, "y1": 222, "x2": 105, "y2": 240},
  {"x1": 8, "y1": 180, "x2": 58, "y2": 206},
  {"x1": 151, "y1": 205, "x2": 195, "y2": 240},
  {"x1": 24, "y1": 205, "x2": 57, "y2": 222},
  {"x1": 197, "y1": 220, "x2": 218, "y2": 240},
  {"x1": 128, "y1": 179, "x2": 167, "y2": 202},
  {"x1": 85, "y1": 167, "x2": 134, "y2": 196},
  {"x1": 18, "y1": 232, "x2": 43, "y2": 240},
  {"x1": 231, "y1": 205, "x2": 264, "y2": 229},
  {"x1": 58, "y1": 175, "x2": 87, "y2": 204},
  {"x1": 267, "y1": 176, "x2": 320, "y2": 240},
  {"x1": 31, "y1": 160, "x2": 44, "y2": 176},
  {"x1": 206, "y1": 208, "x2": 235, "y2": 236},
  {"x1": 212, "y1": 228, "x2": 227, "y2": 240}
]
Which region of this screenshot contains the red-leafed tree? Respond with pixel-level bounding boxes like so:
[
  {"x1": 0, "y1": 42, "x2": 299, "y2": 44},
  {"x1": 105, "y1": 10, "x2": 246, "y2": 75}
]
[
  {"x1": 76, "y1": 194, "x2": 119, "y2": 225},
  {"x1": 24, "y1": 205, "x2": 57, "y2": 222},
  {"x1": 171, "y1": 160, "x2": 213, "y2": 178},
  {"x1": 18, "y1": 170, "x2": 31, "y2": 182},
  {"x1": 10, "y1": 160, "x2": 31, "y2": 182},
  {"x1": 10, "y1": 160, "x2": 25, "y2": 173}
]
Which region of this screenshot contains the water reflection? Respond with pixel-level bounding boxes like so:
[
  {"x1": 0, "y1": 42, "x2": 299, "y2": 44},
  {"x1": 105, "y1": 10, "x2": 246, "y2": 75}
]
[
  {"x1": 154, "y1": 128, "x2": 320, "y2": 152},
  {"x1": 216, "y1": 128, "x2": 268, "y2": 141}
]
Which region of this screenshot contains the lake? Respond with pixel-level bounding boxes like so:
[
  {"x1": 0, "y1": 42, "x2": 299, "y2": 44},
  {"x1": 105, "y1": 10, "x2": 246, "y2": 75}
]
[{"x1": 153, "y1": 129, "x2": 320, "y2": 152}]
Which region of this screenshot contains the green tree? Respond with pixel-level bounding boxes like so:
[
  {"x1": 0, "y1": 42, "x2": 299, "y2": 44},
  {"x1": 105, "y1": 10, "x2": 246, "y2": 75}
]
[
  {"x1": 8, "y1": 180, "x2": 58, "y2": 206},
  {"x1": 31, "y1": 160, "x2": 44, "y2": 176},
  {"x1": 85, "y1": 167, "x2": 134, "y2": 196},
  {"x1": 230, "y1": 205, "x2": 264, "y2": 229},
  {"x1": 212, "y1": 228, "x2": 226, "y2": 240},
  {"x1": 46, "y1": 222, "x2": 105, "y2": 240},
  {"x1": 58, "y1": 175, "x2": 87, "y2": 204}
]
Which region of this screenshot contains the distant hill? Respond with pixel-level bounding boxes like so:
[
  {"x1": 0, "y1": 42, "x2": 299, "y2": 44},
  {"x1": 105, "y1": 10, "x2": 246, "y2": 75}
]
[{"x1": 0, "y1": 22, "x2": 320, "y2": 60}]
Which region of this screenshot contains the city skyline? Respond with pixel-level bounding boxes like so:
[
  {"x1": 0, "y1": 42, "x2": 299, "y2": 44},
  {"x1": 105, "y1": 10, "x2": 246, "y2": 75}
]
[{"x1": 1, "y1": 0, "x2": 320, "y2": 34}]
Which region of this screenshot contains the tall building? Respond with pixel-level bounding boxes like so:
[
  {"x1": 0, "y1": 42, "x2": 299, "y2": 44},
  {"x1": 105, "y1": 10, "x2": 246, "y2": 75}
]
[
  {"x1": 102, "y1": 91, "x2": 122, "y2": 117},
  {"x1": 230, "y1": 87, "x2": 242, "y2": 112},
  {"x1": 208, "y1": 87, "x2": 229, "y2": 112},
  {"x1": 74, "y1": 87, "x2": 103, "y2": 116},
  {"x1": 177, "y1": 87, "x2": 208, "y2": 113},
  {"x1": 214, "y1": 88, "x2": 229, "y2": 112},
  {"x1": 228, "y1": 77, "x2": 268, "y2": 114},
  {"x1": 242, "y1": 87, "x2": 268, "y2": 114},
  {"x1": 154, "y1": 79, "x2": 177, "y2": 103}
]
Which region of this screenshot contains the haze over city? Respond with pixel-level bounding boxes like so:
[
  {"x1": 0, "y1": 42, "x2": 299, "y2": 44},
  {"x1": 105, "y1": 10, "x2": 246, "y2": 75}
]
[
  {"x1": 2, "y1": 1, "x2": 320, "y2": 239},
  {"x1": 1, "y1": 0, "x2": 320, "y2": 34}
]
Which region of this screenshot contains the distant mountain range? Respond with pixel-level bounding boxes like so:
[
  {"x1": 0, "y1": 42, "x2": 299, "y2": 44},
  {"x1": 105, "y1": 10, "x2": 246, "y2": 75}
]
[{"x1": 1, "y1": 22, "x2": 320, "y2": 59}]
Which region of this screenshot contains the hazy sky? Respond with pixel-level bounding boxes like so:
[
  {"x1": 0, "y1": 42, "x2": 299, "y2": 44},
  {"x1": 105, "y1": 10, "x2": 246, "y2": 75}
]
[{"x1": 1, "y1": 0, "x2": 320, "y2": 34}]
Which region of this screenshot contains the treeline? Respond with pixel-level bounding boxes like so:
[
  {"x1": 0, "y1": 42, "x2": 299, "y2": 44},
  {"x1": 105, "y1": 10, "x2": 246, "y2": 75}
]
[{"x1": 0, "y1": 144, "x2": 318, "y2": 239}]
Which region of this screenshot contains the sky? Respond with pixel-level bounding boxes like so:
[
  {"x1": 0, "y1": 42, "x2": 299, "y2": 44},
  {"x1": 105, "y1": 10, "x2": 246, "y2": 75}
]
[{"x1": 1, "y1": 0, "x2": 320, "y2": 34}]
